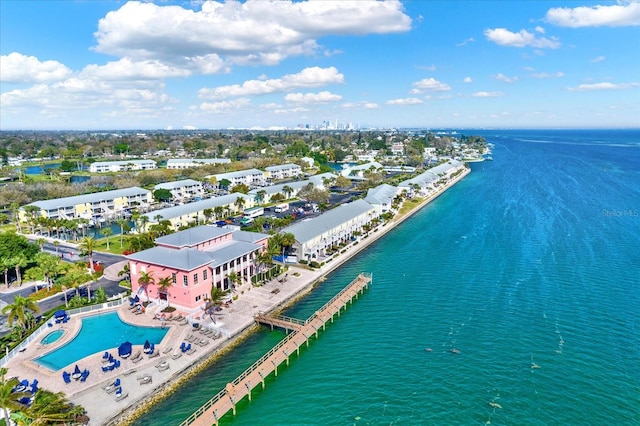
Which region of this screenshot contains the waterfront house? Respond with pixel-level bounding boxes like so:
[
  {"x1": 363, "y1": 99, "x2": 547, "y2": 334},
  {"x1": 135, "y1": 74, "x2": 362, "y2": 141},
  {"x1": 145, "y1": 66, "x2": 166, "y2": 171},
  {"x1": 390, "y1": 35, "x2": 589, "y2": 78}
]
[
  {"x1": 364, "y1": 184, "x2": 401, "y2": 215},
  {"x1": 398, "y1": 160, "x2": 465, "y2": 196},
  {"x1": 248, "y1": 173, "x2": 336, "y2": 204},
  {"x1": 19, "y1": 187, "x2": 152, "y2": 223},
  {"x1": 153, "y1": 179, "x2": 203, "y2": 202},
  {"x1": 141, "y1": 193, "x2": 253, "y2": 230},
  {"x1": 127, "y1": 225, "x2": 269, "y2": 315},
  {"x1": 340, "y1": 161, "x2": 384, "y2": 179},
  {"x1": 89, "y1": 159, "x2": 157, "y2": 173},
  {"x1": 281, "y1": 199, "x2": 376, "y2": 262}
]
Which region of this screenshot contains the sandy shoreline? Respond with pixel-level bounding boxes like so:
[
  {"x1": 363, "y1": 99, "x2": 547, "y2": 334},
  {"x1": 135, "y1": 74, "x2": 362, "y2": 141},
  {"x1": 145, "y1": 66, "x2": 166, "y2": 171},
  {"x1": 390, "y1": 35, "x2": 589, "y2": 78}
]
[{"x1": 3, "y1": 167, "x2": 470, "y2": 426}]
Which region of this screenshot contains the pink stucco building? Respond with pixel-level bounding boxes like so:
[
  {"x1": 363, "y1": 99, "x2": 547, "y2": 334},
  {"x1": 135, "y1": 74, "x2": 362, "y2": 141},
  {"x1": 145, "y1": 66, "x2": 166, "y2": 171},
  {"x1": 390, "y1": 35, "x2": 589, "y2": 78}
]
[{"x1": 127, "y1": 225, "x2": 269, "y2": 315}]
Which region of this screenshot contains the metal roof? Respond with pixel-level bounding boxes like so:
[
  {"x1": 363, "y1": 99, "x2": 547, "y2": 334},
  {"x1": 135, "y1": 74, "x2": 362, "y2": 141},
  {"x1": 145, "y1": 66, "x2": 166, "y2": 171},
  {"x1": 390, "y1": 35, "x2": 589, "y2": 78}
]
[
  {"x1": 282, "y1": 199, "x2": 375, "y2": 245},
  {"x1": 91, "y1": 159, "x2": 156, "y2": 166},
  {"x1": 25, "y1": 187, "x2": 151, "y2": 211},
  {"x1": 364, "y1": 184, "x2": 399, "y2": 205},
  {"x1": 142, "y1": 192, "x2": 251, "y2": 221},
  {"x1": 154, "y1": 179, "x2": 202, "y2": 191},
  {"x1": 156, "y1": 225, "x2": 231, "y2": 248},
  {"x1": 265, "y1": 163, "x2": 301, "y2": 171},
  {"x1": 127, "y1": 246, "x2": 215, "y2": 271}
]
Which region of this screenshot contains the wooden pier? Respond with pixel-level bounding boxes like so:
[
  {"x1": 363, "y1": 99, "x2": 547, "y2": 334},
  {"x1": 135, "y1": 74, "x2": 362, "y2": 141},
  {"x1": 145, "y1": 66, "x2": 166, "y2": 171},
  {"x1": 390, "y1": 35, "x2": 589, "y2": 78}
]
[{"x1": 180, "y1": 273, "x2": 371, "y2": 426}]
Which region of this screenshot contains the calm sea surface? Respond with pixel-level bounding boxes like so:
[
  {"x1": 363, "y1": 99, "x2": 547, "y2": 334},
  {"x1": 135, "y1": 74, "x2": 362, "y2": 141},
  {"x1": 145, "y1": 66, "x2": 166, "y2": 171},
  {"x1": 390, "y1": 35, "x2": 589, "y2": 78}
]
[{"x1": 133, "y1": 129, "x2": 640, "y2": 426}]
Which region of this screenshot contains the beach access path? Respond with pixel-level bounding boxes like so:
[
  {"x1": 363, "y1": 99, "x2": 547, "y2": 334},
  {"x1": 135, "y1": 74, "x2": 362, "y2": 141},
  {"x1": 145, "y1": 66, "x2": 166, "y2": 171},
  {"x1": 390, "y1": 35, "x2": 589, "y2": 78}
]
[{"x1": 4, "y1": 167, "x2": 469, "y2": 426}]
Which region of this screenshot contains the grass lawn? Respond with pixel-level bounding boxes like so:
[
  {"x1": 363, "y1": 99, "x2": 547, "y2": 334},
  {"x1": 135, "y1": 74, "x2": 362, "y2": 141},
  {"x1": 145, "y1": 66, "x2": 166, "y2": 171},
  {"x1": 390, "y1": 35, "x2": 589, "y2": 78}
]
[{"x1": 93, "y1": 235, "x2": 132, "y2": 255}]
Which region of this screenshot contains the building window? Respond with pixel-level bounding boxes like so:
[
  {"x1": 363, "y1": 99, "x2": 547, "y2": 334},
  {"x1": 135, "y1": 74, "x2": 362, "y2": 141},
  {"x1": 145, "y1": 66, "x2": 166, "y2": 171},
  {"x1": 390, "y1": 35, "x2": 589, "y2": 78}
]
[
  {"x1": 171, "y1": 273, "x2": 176, "y2": 284},
  {"x1": 203, "y1": 270, "x2": 208, "y2": 280},
  {"x1": 195, "y1": 295, "x2": 202, "y2": 302},
  {"x1": 193, "y1": 273, "x2": 198, "y2": 284},
  {"x1": 216, "y1": 266, "x2": 221, "y2": 274},
  {"x1": 183, "y1": 275, "x2": 188, "y2": 287}
]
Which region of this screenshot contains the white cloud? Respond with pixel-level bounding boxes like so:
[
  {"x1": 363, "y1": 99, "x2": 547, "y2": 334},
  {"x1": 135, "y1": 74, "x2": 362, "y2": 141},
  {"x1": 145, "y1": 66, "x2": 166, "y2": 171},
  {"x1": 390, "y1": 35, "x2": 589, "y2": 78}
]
[
  {"x1": 342, "y1": 101, "x2": 379, "y2": 109},
  {"x1": 530, "y1": 71, "x2": 564, "y2": 79},
  {"x1": 1, "y1": 52, "x2": 73, "y2": 83},
  {"x1": 385, "y1": 97, "x2": 423, "y2": 105},
  {"x1": 199, "y1": 67, "x2": 344, "y2": 99},
  {"x1": 200, "y1": 98, "x2": 252, "y2": 113},
  {"x1": 495, "y1": 73, "x2": 518, "y2": 83},
  {"x1": 463, "y1": 76, "x2": 473, "y2": 83},
  {"x1": 484, "y1": 28, "x2": 561, "y2": 49},
  {"x1": 535, "y1": 26, "x2": 546, "y2": 34},
  {"x1": 567, "y1": 82, "x2": 639, "y2": 91},
  {"x1": 472, "y1": 91, "x2": 504, "y2": 97},
  {"x1": 284, "y1": 91, "x2": 342, "y2": 103},
  {"x1": 591, "y1": 55, "x2": 606, "y2": 63},
  {"x1": 456, "y1": 37, "x2": 475, "y2": 47},
  {"x1": 411, "y1": 77, "x2": 451, "y2": 93},
  {"x1": 81, "y1": 58, "x2": 194, "y2": 80},
  {"x1": 546, "y1": 2, "x2": 640, "y2": 27},
  {"x1": 93, "y1": 0, "x2": 411, "y2": 71}
]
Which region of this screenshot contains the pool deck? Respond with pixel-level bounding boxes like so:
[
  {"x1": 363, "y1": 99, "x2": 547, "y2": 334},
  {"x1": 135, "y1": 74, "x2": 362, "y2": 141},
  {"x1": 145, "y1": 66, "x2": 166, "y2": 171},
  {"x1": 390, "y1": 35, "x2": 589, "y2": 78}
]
[{"x1": 3, "y1": 170, "x2": 470, "y2": 426}]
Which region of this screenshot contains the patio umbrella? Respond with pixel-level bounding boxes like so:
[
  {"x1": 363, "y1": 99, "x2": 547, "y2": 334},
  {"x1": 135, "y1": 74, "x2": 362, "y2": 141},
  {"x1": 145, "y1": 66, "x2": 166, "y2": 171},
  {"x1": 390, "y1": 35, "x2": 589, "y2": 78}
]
[
  {"x1": 73, "y1": 365, "x2": 81, "y2": 375},
  {"x1": 133, "y1": 294, "x2": 140, "y2": 303},
  {"x1": 143, "y1": 340, "x2": 150, "y2": 350},
  {"x1": 118, "y1": 342, "x2": 132, "y2": 357},
  {"x1": 54, "y1": 310, "x2": 66, "y2": 319}
]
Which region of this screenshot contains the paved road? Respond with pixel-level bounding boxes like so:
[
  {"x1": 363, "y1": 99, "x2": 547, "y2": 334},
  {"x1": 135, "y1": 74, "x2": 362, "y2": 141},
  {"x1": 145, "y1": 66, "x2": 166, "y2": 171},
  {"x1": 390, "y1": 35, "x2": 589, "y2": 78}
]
[{"x1": 0, "y1": 239, "x2": 128, "y2": 336}]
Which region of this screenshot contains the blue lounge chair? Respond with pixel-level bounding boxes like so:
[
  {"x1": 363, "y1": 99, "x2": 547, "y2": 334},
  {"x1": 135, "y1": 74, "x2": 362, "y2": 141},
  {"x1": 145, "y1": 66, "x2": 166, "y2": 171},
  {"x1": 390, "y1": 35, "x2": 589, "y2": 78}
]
[
  {"x1": 102, "y1": 351, "x2": 109, "y2": 360},
  {"x1": 80, "y1": 370, "x2": 90, "y2": 382},
  {"x1": 62, "y1": 316, "x2": 69, "y2": 323},
  {"x1": 180, "y1": 342, "x2": 186, "y2": 352},
  {"x1": 62, "y1": 372, "x2": 71, "y2": 384},
  {"x1": 114, "y1": 360, "x2": 121, "y2": 368},
  {"x1": 114, "y1": 378, "x2": 121, "y2": 387},
  {"x1": 29, "y1": 379, "x2": 38, "y2": 393}
]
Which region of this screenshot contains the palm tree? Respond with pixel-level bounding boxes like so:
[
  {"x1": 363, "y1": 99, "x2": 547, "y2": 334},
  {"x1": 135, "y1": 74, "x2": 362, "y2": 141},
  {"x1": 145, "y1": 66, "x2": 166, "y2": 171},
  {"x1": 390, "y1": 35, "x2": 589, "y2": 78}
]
[
  {"x1": 137, "y1": 270, "x2": 155, "y2": 301},
  {"x1": 116, "y1": 219, "x2": 129, "y2": 248},
  {"x1": 280, "y1": 232, "x2": 296, "y2": 262},
  {"x1": 234, "y1": 196, "x2": 246, "y2": 212},
  {"x1": 36, "y1": 252, "x2": 60, "y2": 290},
  {"x1": 25, "y1": 388, "x2": 86, "y2": 425},
  {"x1": 157, "y1": 276, "x2": 172, "y2": 306},
  {"x1": 205, "y1": 286, "x2": 229, "y2": 323},
  {"x1": 78, "y1": 236, "x2": 96, "y2": 272},
  {"x1": 0, "y1": 368, "x2": 29, "y2": 425},
  {"x1": 0, "y1": 257, "x2": 10, "y2": 288},
  {"x1": 203, "y1": 209, "x2": 213, "y2": 224},
  {"x1": 227, "y1": 271, "x2": 241, "y2": 291},
  {"x1": 10, "y1": 254, "x2": 28, "y2": 287},
  {"x1": 214, "y1": 206, "x2": 224, "y2": 220},
  {"x1": 282, "y1": 185, "x2": 293, "y2": 199},
  {"x1": 35, "y1": 237, "x2": 47, "y2": 251},
  {"x1": 2, "y1": 295, "x2": 40, "y2": 330},
  {"x1": 100, "y1": 227, "x2": 113, "y2": 250},
  {"x1": 256, "y1": 189, "x2": 267, "y2": 204},
  {"x1": 53, "y1": 239, "x2": 60, "y2": 254},
  {"x1": 139, "y1": 215, "x2": 150, "y2": 233}
]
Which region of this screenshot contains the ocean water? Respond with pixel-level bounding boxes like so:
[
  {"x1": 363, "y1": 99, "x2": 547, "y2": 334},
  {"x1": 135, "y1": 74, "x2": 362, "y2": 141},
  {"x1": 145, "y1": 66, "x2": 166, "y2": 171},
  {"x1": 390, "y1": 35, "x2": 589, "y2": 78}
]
[{"x1": 133, "y1": 129, "x2": 640, "y2": 426}]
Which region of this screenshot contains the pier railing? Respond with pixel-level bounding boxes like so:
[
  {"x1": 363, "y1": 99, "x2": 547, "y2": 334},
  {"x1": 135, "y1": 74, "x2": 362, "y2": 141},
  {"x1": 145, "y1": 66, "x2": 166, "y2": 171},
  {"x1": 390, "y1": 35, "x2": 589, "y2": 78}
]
[{"x1": 179, "y1": 272, "x2": 372, "y2": 426}]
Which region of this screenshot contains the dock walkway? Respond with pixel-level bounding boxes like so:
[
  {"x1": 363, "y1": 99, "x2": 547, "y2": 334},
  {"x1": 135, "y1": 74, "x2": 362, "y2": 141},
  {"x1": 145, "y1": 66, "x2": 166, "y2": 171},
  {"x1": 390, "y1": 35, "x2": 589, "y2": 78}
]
[{"x1": 181, "y1": 273, "x2": 372, "y2": 426}]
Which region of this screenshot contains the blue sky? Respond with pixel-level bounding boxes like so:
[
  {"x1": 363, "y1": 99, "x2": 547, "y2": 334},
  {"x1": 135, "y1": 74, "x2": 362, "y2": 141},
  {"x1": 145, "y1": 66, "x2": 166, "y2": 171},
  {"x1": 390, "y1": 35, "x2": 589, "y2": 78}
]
[{"x1": 1, "y1": 0, "x2": 638, "y2": 130}]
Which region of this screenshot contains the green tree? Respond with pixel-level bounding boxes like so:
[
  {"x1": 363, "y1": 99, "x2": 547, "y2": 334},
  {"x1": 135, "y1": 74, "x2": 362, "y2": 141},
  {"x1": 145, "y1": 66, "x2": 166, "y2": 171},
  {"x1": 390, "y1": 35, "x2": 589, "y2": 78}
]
[
  {"x1": 219, "y1": 178, "x2": 231, "y2": 189},
  {"x1": 157, "y1": 276, "x2": 172, "y2": 306},
  {"x1": 94, "y1": 287, "x2": 108, "y2": 303},
  {"x1": 2, "y1": 295, "x2": 40, "y2": 329},
  {"x1": 234, "y1": 196, "x2": 246, "y2": 212},
  {"x1": 153, "y1": 188, "x2": 173, "y2": 202},
  {"x1": 230, "y1": 183, "x2": 250, "y2": 194},
  {"x1": 116, "y1": 219, "x2": 130, "y2": 248},
  {"x1": 137, "y1": 270, "x2": 155, "y2": 301},
  {"x1": 205, "y1": 286, "x2": 229, "y2": 323},
  {"x1": 10, "y1": 254, "x2": 28, "y2": 287},
  {"x1": 78, "y1": 237, "x2": 96, "y2": 272},
  {"x1": 282, "y1": 185, "x2": 293, "y2": 199},
  {"x1": 35, "y1": 252, "x2": 60, "y2": 290},
  {"x1": 100, "y1": 227, "x2": 113, "y2": 250},
  {"x1": 0, "y1": 368, "x2": 29, "y2": 426},
  {"x1": 25, "y1": 388, "x2": 86, "y2": 425}
]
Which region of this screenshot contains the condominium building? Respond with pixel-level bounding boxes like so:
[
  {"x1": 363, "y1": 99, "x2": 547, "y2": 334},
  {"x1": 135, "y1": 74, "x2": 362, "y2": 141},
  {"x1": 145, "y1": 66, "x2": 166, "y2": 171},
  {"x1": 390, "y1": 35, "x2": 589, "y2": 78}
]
[
  {"x1": 127, "y1": 225, "x2": 269, "y2": 315},
  {"x1": 153, "y1": 179, "x2": 203, "y2": 202},
  {"x1": 264, "y1": 163, "x2": 303, "y2": 180},
  {"x1": 166, "y1": 158, "x2": 231, "y2": 169},
  {"x1": 89, "y1": 160, "x2": 157, "y2": 173}
]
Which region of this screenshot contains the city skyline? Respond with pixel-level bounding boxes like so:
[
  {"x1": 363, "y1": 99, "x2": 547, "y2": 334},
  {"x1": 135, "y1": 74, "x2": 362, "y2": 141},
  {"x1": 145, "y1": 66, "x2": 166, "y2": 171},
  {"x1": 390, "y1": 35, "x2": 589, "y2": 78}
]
[{"x1": 1, "y1": 0, "x2": 639, "y2": 130}]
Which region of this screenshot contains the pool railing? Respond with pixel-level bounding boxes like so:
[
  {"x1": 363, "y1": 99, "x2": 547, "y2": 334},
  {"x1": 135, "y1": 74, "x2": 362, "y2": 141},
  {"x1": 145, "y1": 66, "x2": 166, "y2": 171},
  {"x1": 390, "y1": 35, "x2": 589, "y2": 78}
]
[{"x1": 0, "y1": 295, "x2": 127, "y2": 368}]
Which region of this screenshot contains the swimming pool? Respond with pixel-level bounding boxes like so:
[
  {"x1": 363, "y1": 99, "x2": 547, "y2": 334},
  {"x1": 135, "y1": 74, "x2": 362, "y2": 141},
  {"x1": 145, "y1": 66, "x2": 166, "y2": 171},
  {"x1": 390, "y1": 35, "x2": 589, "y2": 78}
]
[
  {"x1": 35, "y1": 311, "x2": 168, "y2": 371},
  {"x1": 40, "y1": 329, "x2": 64, "y2": 345}
]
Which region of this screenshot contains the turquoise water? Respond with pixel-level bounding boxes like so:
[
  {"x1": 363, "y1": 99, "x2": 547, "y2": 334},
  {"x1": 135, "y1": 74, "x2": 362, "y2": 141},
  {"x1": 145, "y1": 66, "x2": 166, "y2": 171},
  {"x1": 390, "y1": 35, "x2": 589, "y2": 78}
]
[
  {"x1": 35, "y1": 311, "x2": 168, "y2": 371},
  {"x1": 40, "y1": 329, "x2": 64, "y2": 345},
  {"x1": 134, "y1": 130, "x2": 640, "y2": 425}
]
